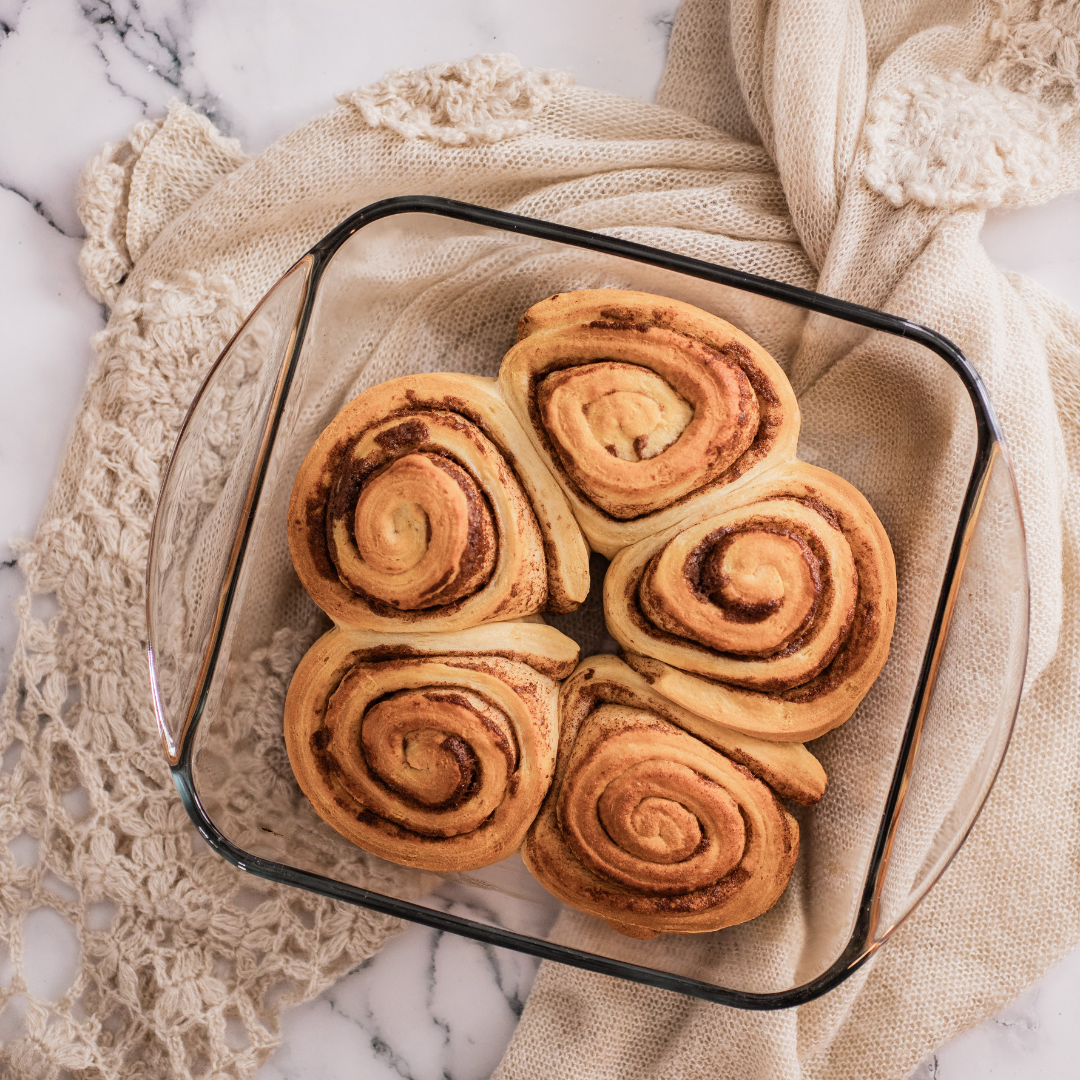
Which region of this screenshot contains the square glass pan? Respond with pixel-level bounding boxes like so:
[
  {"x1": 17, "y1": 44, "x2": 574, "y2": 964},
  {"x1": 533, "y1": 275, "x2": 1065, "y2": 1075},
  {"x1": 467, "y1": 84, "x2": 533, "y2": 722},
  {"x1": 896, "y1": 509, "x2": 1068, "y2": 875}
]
[{"x1": 147, "y1": 197, "x2": 1027, "y2": 1009}]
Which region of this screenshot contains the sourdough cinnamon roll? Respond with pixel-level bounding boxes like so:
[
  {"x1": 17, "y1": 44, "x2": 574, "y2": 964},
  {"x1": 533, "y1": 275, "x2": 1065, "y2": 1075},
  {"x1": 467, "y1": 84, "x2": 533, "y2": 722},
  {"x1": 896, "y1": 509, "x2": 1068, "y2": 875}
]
[
  {"x1": 605, "y1": 462, "x2": 897, "y2": 742},
  {"x1": 523, "y1": 656, "x2": 825, "y2": 937},
  {"x1": 499, "y1": 289, "x2": 800, "y2": 556},
  {"x1": 285, "y1": 622, "x2": 579, "y2": 872},
  {"x1": 288, "y1": 373, "x2": 590, "y2": 632}
]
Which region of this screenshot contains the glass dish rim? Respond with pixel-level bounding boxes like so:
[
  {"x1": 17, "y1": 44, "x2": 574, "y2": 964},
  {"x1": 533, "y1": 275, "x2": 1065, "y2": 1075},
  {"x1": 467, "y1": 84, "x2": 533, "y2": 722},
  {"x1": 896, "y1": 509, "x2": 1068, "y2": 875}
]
[{"x1": 146, "y1": 194, "x2": 1028, "y2": 1010}]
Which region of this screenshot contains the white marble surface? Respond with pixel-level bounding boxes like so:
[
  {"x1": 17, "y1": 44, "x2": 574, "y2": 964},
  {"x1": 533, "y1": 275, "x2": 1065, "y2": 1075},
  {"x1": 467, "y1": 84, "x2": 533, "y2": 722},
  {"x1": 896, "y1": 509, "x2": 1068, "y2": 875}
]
[{"x1": 2, "y1": 2, "x2": 1080, "y2": 1078}]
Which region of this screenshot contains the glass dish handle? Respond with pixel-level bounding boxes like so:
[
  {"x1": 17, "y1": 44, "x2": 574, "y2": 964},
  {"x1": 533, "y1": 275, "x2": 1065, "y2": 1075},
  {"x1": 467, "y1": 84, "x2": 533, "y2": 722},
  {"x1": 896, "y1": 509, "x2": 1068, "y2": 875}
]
[
  {"x1": 870, "y1": 448, "x2": 1028, "y2": 944},
  {"x1": 147, "y1": 260, "x2": 312, "y2": 762}
]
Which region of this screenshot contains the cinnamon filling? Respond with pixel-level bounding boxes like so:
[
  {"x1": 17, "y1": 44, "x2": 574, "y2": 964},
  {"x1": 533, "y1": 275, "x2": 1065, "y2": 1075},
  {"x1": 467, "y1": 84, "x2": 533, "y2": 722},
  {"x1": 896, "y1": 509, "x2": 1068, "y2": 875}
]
[
  {"x1": 696, "y1": 527, "x2": 820, "y2": 640},
  {"x1": 645, "y1": 523, "x2": 824, "y2": 657},
  {"x1": 529, "y1": 325, "x2": 759, "y2": 519},
  {"x1": 635, "y1": 500, "x2": 859, "y2": 689},
  {"x1": 555, "y1": 706, "x2": 751, "y2": 897},
  {"x1": 322, "y1": 681, "x2": 520, "y2": 839},
  {"x1": 326, "y1": 429, "x2": 497, "y2": 610}
]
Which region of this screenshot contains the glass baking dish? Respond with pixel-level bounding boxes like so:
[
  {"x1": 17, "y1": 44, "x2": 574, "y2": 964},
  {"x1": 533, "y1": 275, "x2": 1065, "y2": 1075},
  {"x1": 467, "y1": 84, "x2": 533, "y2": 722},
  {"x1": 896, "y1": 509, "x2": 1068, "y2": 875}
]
[{"x1": 146, "y1": 196, "x2": 1027, "y2": 1008}]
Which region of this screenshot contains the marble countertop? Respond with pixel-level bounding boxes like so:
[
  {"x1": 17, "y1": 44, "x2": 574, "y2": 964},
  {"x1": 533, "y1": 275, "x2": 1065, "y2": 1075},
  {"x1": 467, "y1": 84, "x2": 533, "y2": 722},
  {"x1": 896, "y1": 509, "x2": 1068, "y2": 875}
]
[{"x1": 2, "y1": 2, "x2": 1079, "y2": 1077}]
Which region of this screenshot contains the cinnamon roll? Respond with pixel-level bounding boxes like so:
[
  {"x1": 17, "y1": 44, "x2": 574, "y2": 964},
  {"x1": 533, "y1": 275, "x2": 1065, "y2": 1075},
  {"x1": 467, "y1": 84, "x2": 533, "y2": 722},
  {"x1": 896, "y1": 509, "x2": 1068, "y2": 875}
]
[
  {"x1": 499, "y1": 289, "x2": 800, "y2": 556},
  {"x1": 288, "y1": 373, "x2": 590, "y2": 632},
  {"x1": 285, "y1": 621, "x2": 579, "y2": 872},
  {"x1": 523, "y1": 655, "x2": 825, "y2": 937},
  {"x1": 605, "y1": 462, "x2": 897, "y2": 742}
]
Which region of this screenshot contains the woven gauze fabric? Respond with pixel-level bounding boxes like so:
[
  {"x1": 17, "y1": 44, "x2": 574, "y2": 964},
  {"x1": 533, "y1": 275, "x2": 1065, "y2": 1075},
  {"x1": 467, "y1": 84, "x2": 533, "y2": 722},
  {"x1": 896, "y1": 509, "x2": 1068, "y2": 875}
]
[{"x1": 0, "y1": 2, "x2": 1077, "y2": 1079}]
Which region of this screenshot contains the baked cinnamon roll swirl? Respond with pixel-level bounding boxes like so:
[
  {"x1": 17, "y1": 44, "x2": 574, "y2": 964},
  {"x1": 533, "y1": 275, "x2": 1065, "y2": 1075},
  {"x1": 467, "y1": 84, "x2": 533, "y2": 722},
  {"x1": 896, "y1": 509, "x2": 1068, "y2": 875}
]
[
  {"x1": 288, "y1": 373, "x2": 590, "y2": 632},
  {"x1": 523, "y1": 656, "x2": 825, "y2": 937},
  {"x1": 285, "y1": 622, "x2": 579, "y2": 872},
  {"x1": 605, "y1": 462, "x2": 897, "y2": 742},
  {"x1": 499, "y1": 289, "x2": 800, "y2": 556}
]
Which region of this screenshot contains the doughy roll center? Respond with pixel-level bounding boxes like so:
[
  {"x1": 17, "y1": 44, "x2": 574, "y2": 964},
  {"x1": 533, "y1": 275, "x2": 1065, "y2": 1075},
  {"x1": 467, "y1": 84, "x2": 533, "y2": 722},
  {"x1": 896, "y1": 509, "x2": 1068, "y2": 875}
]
[
  {"x1": 699, "y1": 530, "x2": 818, "y2": 652},
  {"x1": 328, "y1": 430, "x2": 499, "y2": 611},
  {"x1": 611, "y1": 788, "x2": 700, "y2": 865},
  {"x1": 353, "y1": 453, "x2": 469, "y2": 577},
  {"x1": 327, "y1": 680, "x2": 518, "y2": 838},
  {"x1": 641, "y1": 500, "x2": 858, "y2": 686},
  {"x1": 556, "y1": 363, "x2": 694, "y2": 465},
  {"x1": 534, "y1": 337, "x2": 758, "y2": 518},
  {"x1": 557, "y1": 706, "x2": 750, "y2": 896}
]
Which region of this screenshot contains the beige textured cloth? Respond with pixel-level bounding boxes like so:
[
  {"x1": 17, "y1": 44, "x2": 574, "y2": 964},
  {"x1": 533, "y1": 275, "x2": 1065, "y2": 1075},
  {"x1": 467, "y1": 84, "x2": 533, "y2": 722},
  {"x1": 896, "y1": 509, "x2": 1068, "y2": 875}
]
[
  {"x1": 500, "y1": 2, "x2": 1080, "y2": 1078},
  {"x1": 1, "y1": 3, "x2": 1078, "y2": 1078}
]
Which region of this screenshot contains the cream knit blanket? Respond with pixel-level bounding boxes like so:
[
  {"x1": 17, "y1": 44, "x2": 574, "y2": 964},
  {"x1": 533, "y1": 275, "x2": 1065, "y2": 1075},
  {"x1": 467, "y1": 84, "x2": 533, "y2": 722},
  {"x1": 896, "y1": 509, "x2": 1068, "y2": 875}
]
[{"x1": 2, "y1": 1, "x2": 1079, "y2": 1077}]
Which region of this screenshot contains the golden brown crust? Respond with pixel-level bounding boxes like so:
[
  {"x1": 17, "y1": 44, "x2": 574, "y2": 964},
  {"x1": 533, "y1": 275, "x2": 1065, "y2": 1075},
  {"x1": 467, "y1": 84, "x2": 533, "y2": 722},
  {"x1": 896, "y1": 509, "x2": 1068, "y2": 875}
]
[
  {"x1": 605, "y1": 462, "x2": 898, "y2": 742},
  {"x1": 521, "y1": 656, "x2": 822, "y2": 936},
  {"x1": 284, "y1": 623, "x2": 579, "y2": 872},
  {"x1": 499, "y1": 289, "x2": 800, "y2": 557},
  {"x1": 287, "y1": 373, "x2": 590, "y2": 632},
  {"x1": 282, "y1": 290, "x2": 896, "y2": 913}
]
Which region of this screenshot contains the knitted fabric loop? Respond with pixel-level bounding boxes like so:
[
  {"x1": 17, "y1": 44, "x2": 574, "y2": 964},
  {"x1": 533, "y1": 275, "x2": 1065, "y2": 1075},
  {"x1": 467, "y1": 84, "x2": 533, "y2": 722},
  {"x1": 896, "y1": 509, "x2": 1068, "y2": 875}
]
[
  {"x1": 862, "y1": 71, "x2": 1060, "y2": 210},
  {"x1": 337, "y1": 52, "x2": 574, "y2": 145},
  {"x1": 862, "y1": 2, "x2": 1080, "y2": 211},
  {"x1": 985, "y1": 0, "x2": 1080, "y2": 109}
]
